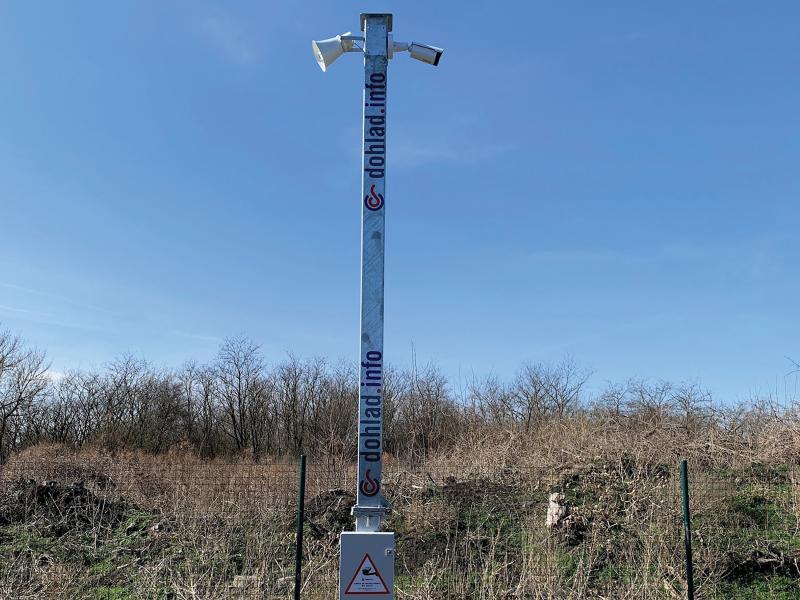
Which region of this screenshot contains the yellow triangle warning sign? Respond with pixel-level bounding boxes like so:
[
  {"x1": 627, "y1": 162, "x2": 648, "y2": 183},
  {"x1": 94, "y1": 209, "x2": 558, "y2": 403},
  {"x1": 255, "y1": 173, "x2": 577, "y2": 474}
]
[{"x1": 344, "y1": 553, "x2": 390, "y2": 595}]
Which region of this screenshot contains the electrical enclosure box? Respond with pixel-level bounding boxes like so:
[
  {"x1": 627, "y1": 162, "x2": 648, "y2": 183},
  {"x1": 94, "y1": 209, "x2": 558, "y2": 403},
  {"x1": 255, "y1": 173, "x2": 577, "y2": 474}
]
[{"x1": 339, "y1": 531, "x2": 394, "y2": 598}]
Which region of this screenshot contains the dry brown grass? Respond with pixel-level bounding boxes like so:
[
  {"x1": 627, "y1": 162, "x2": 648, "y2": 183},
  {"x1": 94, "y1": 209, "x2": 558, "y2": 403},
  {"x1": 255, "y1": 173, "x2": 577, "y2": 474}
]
[{"x1": 1, "y1": 413, "x2": 799, "y2": 599}]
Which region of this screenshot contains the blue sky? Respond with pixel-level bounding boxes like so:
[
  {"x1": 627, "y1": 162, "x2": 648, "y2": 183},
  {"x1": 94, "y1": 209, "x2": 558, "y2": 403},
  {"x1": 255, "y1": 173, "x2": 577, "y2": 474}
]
[{"x1": 1, "y1": 1, "x2": 798, "y2": 402}]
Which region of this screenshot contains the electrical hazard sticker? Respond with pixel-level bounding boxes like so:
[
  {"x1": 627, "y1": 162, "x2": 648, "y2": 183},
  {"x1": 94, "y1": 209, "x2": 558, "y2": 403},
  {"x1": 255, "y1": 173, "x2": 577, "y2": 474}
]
[{"x1": 344, "y1": 553, "x2": 389, "y2": 595}]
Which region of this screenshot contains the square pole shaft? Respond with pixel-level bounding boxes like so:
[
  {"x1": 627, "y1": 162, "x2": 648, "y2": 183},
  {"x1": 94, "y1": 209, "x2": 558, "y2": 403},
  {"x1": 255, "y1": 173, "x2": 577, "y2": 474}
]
[{"x1": 354, "y1": 13, "x2": 391, "y2": 533}]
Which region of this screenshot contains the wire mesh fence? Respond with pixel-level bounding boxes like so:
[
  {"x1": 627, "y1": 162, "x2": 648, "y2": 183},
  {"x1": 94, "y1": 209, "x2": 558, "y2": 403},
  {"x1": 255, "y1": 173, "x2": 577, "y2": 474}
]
[{"x1": 0, "y1": 450, "x2": 798, "y2": 599}]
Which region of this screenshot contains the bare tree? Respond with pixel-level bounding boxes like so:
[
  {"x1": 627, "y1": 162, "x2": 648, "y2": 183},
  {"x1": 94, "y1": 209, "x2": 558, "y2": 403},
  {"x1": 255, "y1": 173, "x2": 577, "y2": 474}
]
[
  {"x1": 467, "y1": 374, "x2": 511, "y2": 426},
  {"x1": 508, "y1": 363, "x2": 549, "y2": 432},
  {"x1": 390, "y1": 363, "x2": 459, "y2": 463},
  {"x1": 214, "y1": 337, "x2": 264, "y2": 452},
  {"x1": 275, "y1": 355, "x2": 327, "y2": 455},
  {"x1": 673, "y1": 382, "x2": 712, "y2": 439},
  {"x1": 313, "y1": 361, "x2": 357, "y2": 464},
  {"x1": 179, "y1": 361, "x2": 200, "y2": 446},
  {"x1": 543, "y1": 357, "x2": 590, "y2": 418},
  {"x1": 624, "y1": 379, "x2": 675, "y2": 425},
  {"x1": 0, "y1": 329, "x2": 49, "y2": 461},
  {"x1": 595, "y1": 382, "x2": 627, "y2": 421},
  {"x1": 195, "y1": 366, "x2": 219, "y2": 457}
]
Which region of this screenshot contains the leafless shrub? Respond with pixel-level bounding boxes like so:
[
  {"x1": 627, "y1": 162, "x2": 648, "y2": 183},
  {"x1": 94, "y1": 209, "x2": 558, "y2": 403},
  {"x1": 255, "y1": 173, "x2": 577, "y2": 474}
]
[{"x1": 0, "y1": 328, "x2": 48, "y2": 463}]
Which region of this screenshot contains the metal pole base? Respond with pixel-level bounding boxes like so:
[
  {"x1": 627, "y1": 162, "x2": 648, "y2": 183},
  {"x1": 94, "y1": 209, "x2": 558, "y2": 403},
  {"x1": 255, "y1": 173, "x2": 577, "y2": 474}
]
[{"x1": 352, "y1": 505, "x2": 389, "y2": 532}]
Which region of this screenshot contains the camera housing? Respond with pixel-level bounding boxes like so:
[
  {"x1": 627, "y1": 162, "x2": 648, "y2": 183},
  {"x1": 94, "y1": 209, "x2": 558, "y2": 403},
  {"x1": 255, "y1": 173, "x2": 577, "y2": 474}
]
[
  {"x1": 313, "y1": 25, "x2": 443, "y2": 71},
  {"x1": 408, "y1": 42, "x2": 443, "y2": 66}
]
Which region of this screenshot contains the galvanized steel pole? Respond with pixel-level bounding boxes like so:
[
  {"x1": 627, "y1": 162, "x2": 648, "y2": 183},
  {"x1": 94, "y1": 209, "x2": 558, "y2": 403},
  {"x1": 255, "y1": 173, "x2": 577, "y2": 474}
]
[
  {"x1": 354, "y1": 13, "x2": 391, "y2": 533},
  {"x1": 313, "y1": 16, "x2": 442, "y2": 598}
]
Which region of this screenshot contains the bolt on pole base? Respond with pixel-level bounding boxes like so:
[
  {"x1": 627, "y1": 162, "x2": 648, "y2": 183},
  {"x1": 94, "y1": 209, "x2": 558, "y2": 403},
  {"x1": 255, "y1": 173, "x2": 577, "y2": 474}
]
[{"x1": 352, "y1": 505, "x2": 390, "y2": 532}]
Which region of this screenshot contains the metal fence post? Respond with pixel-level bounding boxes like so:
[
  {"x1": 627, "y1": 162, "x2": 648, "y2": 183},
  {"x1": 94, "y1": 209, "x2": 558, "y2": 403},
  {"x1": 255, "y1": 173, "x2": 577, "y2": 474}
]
[
  {"x1": 294, "y1": 455, "x2": 307, "y2": 600},
  {"x1": 680, "y1": 459, "x2": 695, "y2": 600}
]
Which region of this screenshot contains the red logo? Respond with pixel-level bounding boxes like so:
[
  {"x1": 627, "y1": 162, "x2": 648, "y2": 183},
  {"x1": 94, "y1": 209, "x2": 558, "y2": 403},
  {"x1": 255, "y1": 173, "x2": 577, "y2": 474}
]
[
  {"x1": 359, "y1": 469, "x2": 380, "y2": 497},
  {"x1": 364, "y1": 184, "x2": 384, "y2": 211}
]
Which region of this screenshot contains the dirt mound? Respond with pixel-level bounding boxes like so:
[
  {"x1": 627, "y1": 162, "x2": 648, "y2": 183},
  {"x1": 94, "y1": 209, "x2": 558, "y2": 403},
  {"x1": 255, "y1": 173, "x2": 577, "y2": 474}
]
[
  {"x1": 393, "y1": 473, "x2": 543, "y2": 572},
  {"x1": 549, "y1": 457, "x2": 673, "y2": 545},
  {"x1": 305, "y1": 489, "x2": 355, "y2": 541},
  {"x1": 0, "y1": 479, "x2": 130, "y2": 536}
]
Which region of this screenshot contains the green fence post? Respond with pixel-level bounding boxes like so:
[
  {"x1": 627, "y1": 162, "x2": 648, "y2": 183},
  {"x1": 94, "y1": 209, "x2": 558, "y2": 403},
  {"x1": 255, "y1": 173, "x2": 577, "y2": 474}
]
[
  {"x1": 294, "y1": 455, "x2": 307, "y2": 600},
  {"x1": 681, "y1": 459, "x2": 695, "y2": 600}
]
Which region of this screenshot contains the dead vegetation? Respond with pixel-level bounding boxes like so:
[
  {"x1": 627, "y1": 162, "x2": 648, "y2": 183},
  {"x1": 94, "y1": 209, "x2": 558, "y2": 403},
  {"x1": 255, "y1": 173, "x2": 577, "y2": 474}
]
[
  {"x1": 1, "y1": 330, "x2": 799, "y2": 596},
  {"x1": 1, "y1": 426, "x2": 798, "y2": 599}
]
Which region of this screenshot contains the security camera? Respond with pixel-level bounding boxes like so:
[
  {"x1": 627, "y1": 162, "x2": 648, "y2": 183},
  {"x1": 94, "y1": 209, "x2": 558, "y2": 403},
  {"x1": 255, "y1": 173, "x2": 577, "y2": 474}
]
[
  {"x1": 408, "y1": 42, "x2": 443, "y2": 66},
  {"x1": 312, "y1": 26, "x2": 443, "y2": 70}
]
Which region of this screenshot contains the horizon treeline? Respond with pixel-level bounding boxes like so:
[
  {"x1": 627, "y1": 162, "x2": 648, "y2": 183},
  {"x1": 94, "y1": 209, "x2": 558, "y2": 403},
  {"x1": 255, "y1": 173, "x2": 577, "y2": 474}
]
[{"x1": 0, "y1": 327, "x2": 797, "y2": 463}]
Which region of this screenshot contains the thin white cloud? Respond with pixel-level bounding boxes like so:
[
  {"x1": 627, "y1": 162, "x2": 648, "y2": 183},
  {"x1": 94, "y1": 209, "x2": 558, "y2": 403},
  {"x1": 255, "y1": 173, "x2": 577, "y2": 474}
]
[
  {"x1": 168, "y1": 330, "x2": 222, "y2": 344},
  {"x1": 45, "y1": 370, "x2": 66, "y2": 383},
  {"x1": 199, "y1": 13, "x2": 255, "y2": 64},
  {"x1": 0, "y1": 281, "x2": 116, "y2": 316},
  {"x1": 531, "y1": 236, "x2": 789, "y2": 265},
  {"x1": 528, "y1": 249, "x2": 647, "y2": 265},
  {"x1": 0, "y1": 305, "x2": 114, "y2": 334},
  {"x1": 1, "y1": 282, "x2": 225, "y2": 344},
  {"x1": 341, "y1": 114, "x2": 516, "y2": 169},
  {"x1": 536, "y1": 313, "x2": 667, "y2": 355},
  {"x1": 390, "y1": 138, "x2": 514, "y2": 168},
  {"x1": 0, "y1": 304, "x2": 54, "y2": 318}
]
